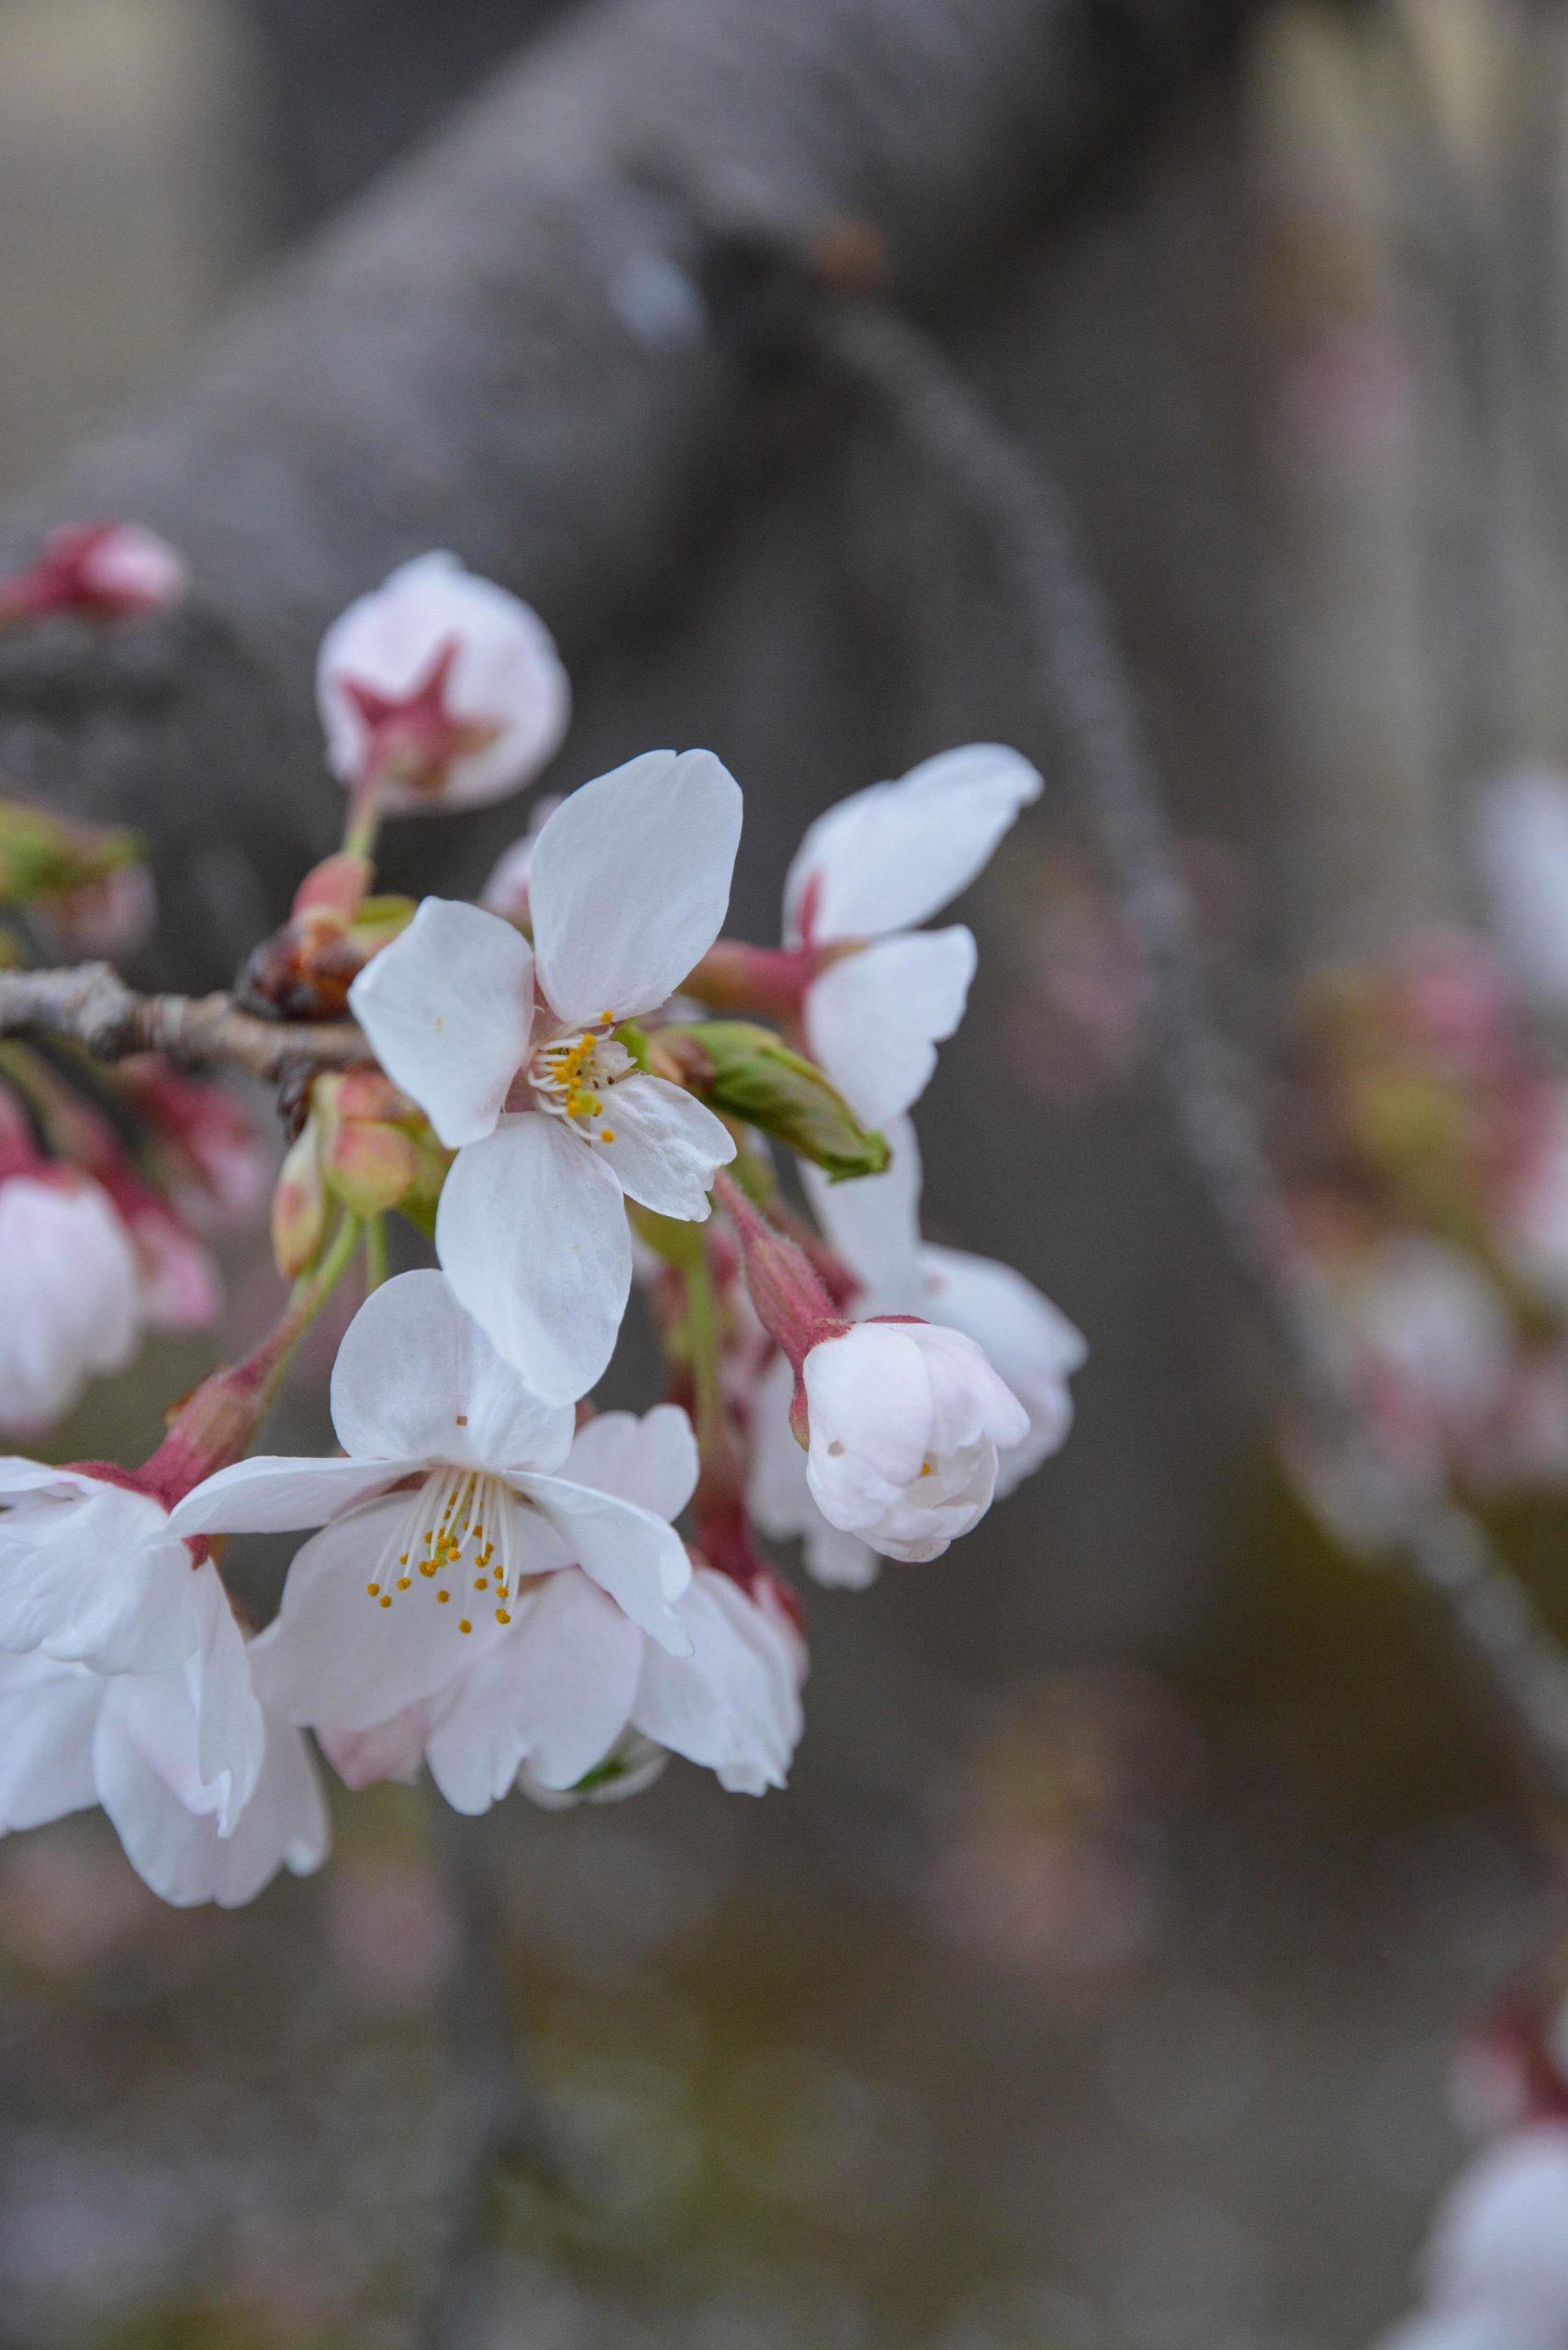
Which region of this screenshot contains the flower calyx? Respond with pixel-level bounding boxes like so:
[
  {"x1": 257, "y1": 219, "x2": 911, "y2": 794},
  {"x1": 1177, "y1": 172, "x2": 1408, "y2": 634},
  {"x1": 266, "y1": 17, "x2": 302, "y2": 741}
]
[{"x1": 653, "y1": 1019, "x2": 890, "y2": 1181}]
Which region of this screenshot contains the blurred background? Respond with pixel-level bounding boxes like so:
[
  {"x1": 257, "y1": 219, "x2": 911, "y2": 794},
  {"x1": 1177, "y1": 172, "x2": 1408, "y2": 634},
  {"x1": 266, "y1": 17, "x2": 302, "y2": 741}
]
[{"x1": 3, "y1": 1, "x2": 1567, "y2": 2344}]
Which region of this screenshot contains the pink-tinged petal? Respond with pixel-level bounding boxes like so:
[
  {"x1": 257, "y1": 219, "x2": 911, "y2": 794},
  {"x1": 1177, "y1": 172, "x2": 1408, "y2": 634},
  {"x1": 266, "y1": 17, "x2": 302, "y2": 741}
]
[
  {"x1": 564, "y1": 1404, "x2": 698, "y2": 1518},
  {"x1": 783, "y1": 744, "x2": 1041, "y2": 945},
  {"x1": 437, "y1": 1116, "x2": 632, "y2": 1407},
  {"x1": 0, "y1": 1485, "x2": 203, "y2": 1675},
  {"x1": 319, "y1": 1705, "x2": 430, "y2": 1790},
  {"x1": 918, "y1": 1243, "x2": 1085, "y2": 1494},
  {"x1": 530, "y1": 749, "x2": 742, "y2": 1024},
  {"x1": 591, "y1": 1074, "x2": 734, "y2": 1217},
  {"x1": 249, "y1": 1498, "x2": 507, "y2": 1731},
  {"x1": 0, "y1": 1651, "x2": 102, "y2": 1830},
  {"x1": 328, "y1": 1269, "x2": 574, "y2": 1473},
  {"x1": 428, "y1": 1570, "x2": 643, "y2": 1807},
  {"x1": 348, "y1": 898, "x2": 533, "y2": 1148},
  {"x1": 510, "y1": 1473, "x2": 692, "y2": 1652},
  {"x1": 804, "y1": 926, "x2": 977, "y2": 1127},
  {"x1": 632, "y1": 1570, "x2": 801, "y2": 1789},
  {"x1": 169, "y1": 1454, "x2": 402, "y2": 1539},
  {"x1": 801, "y1": 1113, "x2": 925, "y2": 1310},
  {"x1": 745, "y1": 1352, "x2": 812, "y2": 1540}
]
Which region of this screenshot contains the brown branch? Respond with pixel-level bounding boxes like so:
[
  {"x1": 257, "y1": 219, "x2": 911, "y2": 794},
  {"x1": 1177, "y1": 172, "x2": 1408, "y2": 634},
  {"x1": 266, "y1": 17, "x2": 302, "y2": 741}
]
[{"x1": 0, "y1": 964, "x2": 364, "y2": 1079}]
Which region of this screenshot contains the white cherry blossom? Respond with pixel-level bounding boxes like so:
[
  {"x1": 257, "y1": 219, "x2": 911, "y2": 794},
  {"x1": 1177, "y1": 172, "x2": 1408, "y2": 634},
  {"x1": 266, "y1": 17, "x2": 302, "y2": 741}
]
[
  {"x1": 783, "y1": 744, "x2": 1041, "y2": 1125},
  {"x1": 317, "y1": 551, "x2": 569, "y2": 811},
  {"x1": 1422, "y1": 2128, "x2": 1568, "y2": 2327},
  {"x1": 349, "y1": 751, "x2": 742, "y2": 1402},
  {"x1": 0, "y1": 1171, "x2": 144, "y2": 1432},
  {"x1": 173, "y1": 1273, "x2": 698, "y2": 1740},
  {"x1": 797, "y1": 1318, "x2": 1029, "y2": 1565},
  {"x1": 749, "y1": 1119, "x2": 1082, "y2": 1583},
  {"x1": 299, "y1": 1406, "x2": 803, "y2": 1808},
  {"x1": 0, "y1": 1646, "x2": 327, "y2": 1908}
]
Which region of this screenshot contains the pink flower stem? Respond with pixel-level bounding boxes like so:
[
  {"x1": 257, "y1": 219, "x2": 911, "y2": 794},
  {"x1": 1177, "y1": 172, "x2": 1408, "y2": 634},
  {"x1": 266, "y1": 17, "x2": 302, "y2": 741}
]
[{"x1": 711, "y1": 1168, "x2": 845, "y2": 1374}]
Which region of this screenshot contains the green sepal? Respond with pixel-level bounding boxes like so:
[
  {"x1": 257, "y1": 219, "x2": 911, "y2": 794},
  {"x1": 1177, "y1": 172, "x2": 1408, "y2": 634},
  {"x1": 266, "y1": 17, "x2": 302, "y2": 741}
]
[{"x1": 659, "y1": 1021, "x2": 890, "y2": 1181}]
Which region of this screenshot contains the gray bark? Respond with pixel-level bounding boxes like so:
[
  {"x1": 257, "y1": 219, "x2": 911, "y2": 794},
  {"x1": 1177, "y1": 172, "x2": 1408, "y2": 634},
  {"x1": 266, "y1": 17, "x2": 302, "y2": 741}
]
[{"x1": 0, "y1": 0, "x2": 1252, "y2": 983}]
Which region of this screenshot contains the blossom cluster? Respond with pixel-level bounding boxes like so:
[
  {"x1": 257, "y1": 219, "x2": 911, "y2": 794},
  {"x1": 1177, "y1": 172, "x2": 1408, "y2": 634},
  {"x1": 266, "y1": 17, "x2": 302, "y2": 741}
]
[{"x1": 0, "y1": 544, "x2": 1082, "y2": 1904}]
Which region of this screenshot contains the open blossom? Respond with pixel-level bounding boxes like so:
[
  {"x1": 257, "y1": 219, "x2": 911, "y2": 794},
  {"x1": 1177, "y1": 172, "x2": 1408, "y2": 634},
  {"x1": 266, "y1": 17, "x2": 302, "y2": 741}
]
[
  {"x1": 749, "y1": 1120, "x2": 1082, "y2": 1583},
  {"x1": 0, "y1": 1648, "x2": 327, "y2": 1909},
  {"x1": 317, "y1": 552, "x2": 570, "y2": 811},
  {"x1": 783, "y1": 744, "x2": 1041, "y2": 1125},
  {"x1": 350, "y1": 751, "x2": 741, "y2": 1402},
  {"x1": 1477, "y1": 767, "x2": 1568, "y2": 1016},
  {"x1": 173, "y1": 1272, "x2": 700, "y2": 1748},
  {"x1": 0, "y1": 1171, "x2": 143, "y2": 1431},
  {"x1": 302, "y1": 1407, "x2": 804, "y2": 1808}
]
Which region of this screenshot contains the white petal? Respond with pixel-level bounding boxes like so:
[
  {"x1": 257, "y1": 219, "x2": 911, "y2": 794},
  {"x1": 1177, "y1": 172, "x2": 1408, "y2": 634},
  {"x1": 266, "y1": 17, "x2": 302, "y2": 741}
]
[
  {"x1": 169, "y1": 1454, "x2": 401, "y2": 1539},
  {"x1": 347, "y1": 898, "x2": 533, "y2": 1147},
  {"x1": 0, "y1": 1485, "x2": 203, "y2": 1675},
  {"x1": 564, "y1": 1404, "x2": 699, "y2": 1517},
  {"x1": 0, "y1": 1651, "x2": 102, "y2": 1830},
  {"x1": 190, "y1": 1585, "x2": 266, "y2": 1827},
  {"x1": 529, "y1": 749, "x2": 742, "y2": 1024},
  {"x1": 591, "y1": 1074, "x2": 734, "y2": 1217},
  {"x1": 329, "y1": 1269, "x2": 574, "y2": 1473},
  {"x1": 249, "y1": 1500, "x2": 508, "y2": 1731},
  {"x1": 804, "y1": 928, "x2": 977, "y2": 1127},
  {"x1": 511, "y1": 1473, "x2": 692, "y2": 1652},
  {"x1": 437, "y1": 1116, "x2": 632, "y2": 1406},
  {"x1": 0, "y1": 1175, "x2": 143, "y2": 1432},
  {"x1": 632, "y1": 1570, "x2": 801, "y2": 1789},
  {"x1": 95, "y1": 1694, "x2": 329, "y2": 1909},
  {"x1": 801, "y1": 1113, "x2": 924, "y2": 1309},
  {"x1": 429, "y1": 1570, "x2": 643, "y2": 1806},
  {"x1": 783, "y1": 744, "x2": 1041, "y2": 944},
  {"x1": 919, "y1": 1243, "x2": 1085, "y2": 1492}
]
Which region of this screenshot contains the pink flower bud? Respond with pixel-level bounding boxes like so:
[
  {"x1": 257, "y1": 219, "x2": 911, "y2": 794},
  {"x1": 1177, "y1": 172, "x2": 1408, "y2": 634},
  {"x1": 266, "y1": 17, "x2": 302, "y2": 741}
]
[{"x1": 0, "y1": 521, "x2": 188, "y2": 621}]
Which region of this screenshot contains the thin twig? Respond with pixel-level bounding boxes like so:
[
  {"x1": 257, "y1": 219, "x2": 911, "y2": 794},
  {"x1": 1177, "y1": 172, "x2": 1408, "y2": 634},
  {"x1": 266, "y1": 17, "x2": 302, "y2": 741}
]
[
  {"x1": 0, "y1": 963, "x2": 364, "y2": 1077},
  {"x1": 818, "y1": 294, "x2": 1568, "y2": 1810},
  {"x1": 419, "y1": 1797, "x2": 564, "y2": 2350}
]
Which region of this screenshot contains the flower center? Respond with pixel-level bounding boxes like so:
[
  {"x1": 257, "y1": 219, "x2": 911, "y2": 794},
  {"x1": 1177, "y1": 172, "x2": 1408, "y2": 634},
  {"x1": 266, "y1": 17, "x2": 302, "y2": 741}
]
[
  {"x1": 363, "y1": 1467, "x2": 519, "y2": 1634},
  {"x1": 528, "y1": 1018, "x2": 633, "y2": 1146}
]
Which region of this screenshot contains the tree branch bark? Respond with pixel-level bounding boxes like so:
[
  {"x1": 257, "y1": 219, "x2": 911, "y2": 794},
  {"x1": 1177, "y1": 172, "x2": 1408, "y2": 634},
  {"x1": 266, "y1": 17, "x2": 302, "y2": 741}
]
[
  {"x1": 0, "y1": 0, "x2": 1257, "y2": 981},
  {"x1": 0, "y1": 965, "x2": 362, "y2": 1077}
]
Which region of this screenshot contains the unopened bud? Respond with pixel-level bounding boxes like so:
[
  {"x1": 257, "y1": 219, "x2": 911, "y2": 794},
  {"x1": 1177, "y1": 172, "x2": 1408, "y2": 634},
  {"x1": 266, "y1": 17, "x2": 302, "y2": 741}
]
[{"x1": 272, "y1": 1125, "x2": 329, "y2": 1278}]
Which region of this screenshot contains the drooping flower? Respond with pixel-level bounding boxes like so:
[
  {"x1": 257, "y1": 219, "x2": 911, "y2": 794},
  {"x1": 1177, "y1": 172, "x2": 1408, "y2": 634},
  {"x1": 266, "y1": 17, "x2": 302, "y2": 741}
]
[
  {"x1": 173, "y1": 1273, "x2": 699, "y2": 1745},
  {"x1": 349, "y1": 752, "x2": 742, "y2": 1402},
  {"x1": 784, "y1": 744, "x2": 1041, "y2": 1125},
  {"x1": 0, "y1": 1646, "x2": 327, "y2": 1909},
  {"x1": 1477, "y1": 767, "x2": 1568, "y2": 1016},
  {"x1": 748, "y1": 1120, "x2": 1083, "y2": 1583},
  {"x1": 795, "y1": 1318, "x2": 1029, "y2": 1564},
  {"x1": 317, "y1": 552, "x2": 569, "y2": 812},
  {"x1": 0, "y1": 1171, "x2": 144, "y2": 1432},
  {"x1": 298, "y1": 1405, "x2": 804, "y2": 1809}
]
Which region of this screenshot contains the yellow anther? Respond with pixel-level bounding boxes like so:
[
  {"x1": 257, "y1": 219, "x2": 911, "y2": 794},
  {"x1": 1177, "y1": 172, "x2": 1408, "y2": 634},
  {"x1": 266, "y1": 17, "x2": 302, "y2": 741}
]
[
  {"x1": 398, "y1": 1576, "x2": 411, "y2": 1592},
  {"x1": 458, "y1": 1618, "x2": 473, "y2": 1636},
  {"x1": 436, "y1": 1590, "x2": 451, "y2": 1605},
  {"x1": 378, "y1": 1594, "x2": 392, "y2": 1609},
  {"x1": 496, "y1": 1607, "x2": 512, "y2": 1626},
  {"x1": 600, "y1": 1128, "x2": 615, "y2": 1142},
  {"x1": 366, "y1": 1582, "x2": 381, "y2": 1597}
]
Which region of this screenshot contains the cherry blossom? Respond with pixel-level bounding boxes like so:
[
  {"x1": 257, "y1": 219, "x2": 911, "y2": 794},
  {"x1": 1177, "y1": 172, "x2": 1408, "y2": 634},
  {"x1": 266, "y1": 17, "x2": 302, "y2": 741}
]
[
  {"x1": 783, "y1": 744, "x2": 1041, "y2": 1125},
  {"x1": 746, "y1": 1121, "x2": 1081, "y2": 1582},
  {"x1": 0, "y1": 1647, "x2": 327, "y2": 1909},
  {"x1": 1377, "y1": 2127, "x2": 1568, "y2": 2350},
  {"x1": 297, "y1": 1407, "x2": 803, "y2": 1808},
  {"x1": 349, "y1": 751, "x2": 741, "y2": 1402},
  {"x1": 0, "y1": 520, "x2": 188, "y2": 622},
  {"x1": 317, "y1": 551, "x2": 569, "y2": 811},
  {"x1": 0, "y1": 1171, "x2": 144, "y2": 1431},
  {"x1": 172, "y1": 1272, "x2": 699, "y2": 1740}
]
